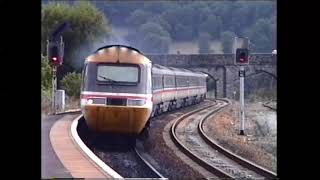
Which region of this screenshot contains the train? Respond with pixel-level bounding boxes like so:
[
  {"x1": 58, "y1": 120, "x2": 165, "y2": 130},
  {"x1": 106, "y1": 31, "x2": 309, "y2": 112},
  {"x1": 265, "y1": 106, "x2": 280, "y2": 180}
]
[{"x1": 80, "y1": 45, "x2": 207, "y2": 136}]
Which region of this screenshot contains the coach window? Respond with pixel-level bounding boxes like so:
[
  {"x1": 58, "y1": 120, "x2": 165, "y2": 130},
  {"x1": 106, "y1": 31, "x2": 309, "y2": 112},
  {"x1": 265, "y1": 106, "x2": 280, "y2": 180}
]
[
  {"x1": 177, "y1": 76, "x2": 187, "y2": 87},
  {"x1": 164, "y1": 75, "x2": 174, "y2": 88},
  {"x1": 153, "y1": 75, "x2": 163, "y2": 90}
]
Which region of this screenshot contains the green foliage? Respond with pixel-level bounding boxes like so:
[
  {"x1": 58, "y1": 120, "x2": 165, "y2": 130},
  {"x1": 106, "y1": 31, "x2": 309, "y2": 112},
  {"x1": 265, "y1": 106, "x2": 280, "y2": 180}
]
[
  {"x1": 147, "y1": 15, "x2": 172, "y2": 33},
  {"x1": 43, "y1": 1, "x2": 276, "y2": 53},
  {"x1": 41, "y1": 54, "x2": 52, "y2": 89},
  {"x1": 102, "y1": 1, "x2": 275, "y2": 52},
  {"x1": 41, "y1": 54, "x2": 52, "y2": 112},
  {"x1": 126, "y1": 9, "x2": 151, "y2": 27},
  {"x1": 127, "y1": 22, "x2": 171, "y2": 54},
  {"x1": 199, "y1": 15, "x2": 222, "y2": 40},
  {"x1": 41, "y1": 1, "x2": 111, "y2": 71},
  {"x1": 41, "y1": 84, "x2": 52, "y2": 114},
  {"x1": 61, "y1": 72, "x2": 82, "y2": 98},
  {"x1": 198, "y1": 32, "x2": 211, "y2": 54},
  {"x1": 249, "y1": 18, "x2": 276, "y2": 52},
  {"x1": 221, "y1": 31, "x2": 236, "y2": 53}
]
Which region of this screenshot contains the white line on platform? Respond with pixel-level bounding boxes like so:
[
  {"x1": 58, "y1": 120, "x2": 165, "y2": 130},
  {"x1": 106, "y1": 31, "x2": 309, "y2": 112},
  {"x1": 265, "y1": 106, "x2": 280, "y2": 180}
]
[{"x1": 70, "y1": 115, "x2": 123, "y2": 179}]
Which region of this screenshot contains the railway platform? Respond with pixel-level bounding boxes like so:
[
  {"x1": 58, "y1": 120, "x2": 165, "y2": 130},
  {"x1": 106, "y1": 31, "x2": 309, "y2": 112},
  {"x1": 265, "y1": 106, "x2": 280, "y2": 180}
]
[{"x1": 41, "y1": 113, "x2": 112, "y2": 178}]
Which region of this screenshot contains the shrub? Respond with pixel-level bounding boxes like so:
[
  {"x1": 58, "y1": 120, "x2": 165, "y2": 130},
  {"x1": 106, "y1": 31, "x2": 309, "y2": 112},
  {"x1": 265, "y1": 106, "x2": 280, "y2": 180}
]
[{"x1": 61, "y1": 72, "x2": 81, "y2": 98}]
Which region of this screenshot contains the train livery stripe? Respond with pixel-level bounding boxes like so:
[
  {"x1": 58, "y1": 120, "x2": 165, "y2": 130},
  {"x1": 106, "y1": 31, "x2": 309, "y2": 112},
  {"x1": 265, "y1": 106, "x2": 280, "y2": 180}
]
[
  {"x1": 153, "y1": 86, "x2": 206, "y2": 94},
  {"x1": 81, "y1": 91, "x2": 152, "y2": 100}
]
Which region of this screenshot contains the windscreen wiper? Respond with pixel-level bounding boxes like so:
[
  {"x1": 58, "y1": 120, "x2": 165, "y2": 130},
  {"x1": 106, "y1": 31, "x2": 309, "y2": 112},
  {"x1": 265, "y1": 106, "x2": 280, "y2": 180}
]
[{"x1": 99, "y1": 75, "x2": 117, "y2": 83}]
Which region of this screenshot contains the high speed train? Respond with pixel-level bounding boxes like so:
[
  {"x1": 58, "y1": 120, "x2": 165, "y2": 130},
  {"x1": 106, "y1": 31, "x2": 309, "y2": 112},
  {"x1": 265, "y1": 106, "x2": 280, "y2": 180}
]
[{"x1": 81, "y1": 45, "x2": 207, "y2": 135}]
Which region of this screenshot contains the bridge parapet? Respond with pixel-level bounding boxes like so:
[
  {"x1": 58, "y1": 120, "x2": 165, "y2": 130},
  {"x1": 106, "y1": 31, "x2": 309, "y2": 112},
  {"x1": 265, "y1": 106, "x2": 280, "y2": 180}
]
[{"x1": 146, "y1": 54, "x2": 276, "y2": 67}]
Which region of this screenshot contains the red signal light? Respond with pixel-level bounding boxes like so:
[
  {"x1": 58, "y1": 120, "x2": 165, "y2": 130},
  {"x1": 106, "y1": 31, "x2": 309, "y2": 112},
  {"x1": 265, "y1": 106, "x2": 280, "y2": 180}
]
[
  {"x1": 236, "y1": 48, "x2": 249, "y2": 64},
  {"x1": 52, "y1": 57, "x2": 58, "y2": 61}
]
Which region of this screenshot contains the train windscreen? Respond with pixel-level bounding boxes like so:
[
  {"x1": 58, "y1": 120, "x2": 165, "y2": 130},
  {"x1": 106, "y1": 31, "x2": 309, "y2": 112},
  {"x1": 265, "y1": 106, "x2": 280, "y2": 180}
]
[{"x1": 97, "y1": 64, "x2": 139, "y2": 83}]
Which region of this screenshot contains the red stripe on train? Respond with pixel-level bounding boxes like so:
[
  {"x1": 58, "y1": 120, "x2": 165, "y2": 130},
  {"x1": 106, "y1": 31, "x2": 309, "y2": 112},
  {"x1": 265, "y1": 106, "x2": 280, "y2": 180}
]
[
  {"x1": 81, "y1": 94, "x2": 149, "y2": 100},
  {"x1": 153, "y1": 87, "x2": 206, "y2": 94}
]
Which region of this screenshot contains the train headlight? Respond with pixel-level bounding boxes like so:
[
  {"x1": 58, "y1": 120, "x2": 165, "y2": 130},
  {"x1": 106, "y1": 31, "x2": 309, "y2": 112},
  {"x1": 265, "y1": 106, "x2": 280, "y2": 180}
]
[
  {"x1": 127, "y1": 99, "x2": 146, "y2": 106},
  {"x1": 87, "y1": 99, "x2": 93, "y2": 105}
]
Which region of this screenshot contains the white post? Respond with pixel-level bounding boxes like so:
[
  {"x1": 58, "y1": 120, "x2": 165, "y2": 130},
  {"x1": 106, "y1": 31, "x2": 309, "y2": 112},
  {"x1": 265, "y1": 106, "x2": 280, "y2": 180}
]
[
  {"x1": 52, "y1": 66, "x2": 57, "y2": 114},
  {"x1": 239, "y1": 66, "x2": 245, "y2": 135}
]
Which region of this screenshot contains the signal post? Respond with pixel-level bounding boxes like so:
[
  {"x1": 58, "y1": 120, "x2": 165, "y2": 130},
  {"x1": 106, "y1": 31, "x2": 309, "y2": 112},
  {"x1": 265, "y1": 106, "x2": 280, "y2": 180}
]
[
  {"x1": 234, "y1": 37, "x2": 249, "y2": 135},
  {"x1": 46, "y1": 22, "x2": 69, "y2": 114},
  {"x1": 47, "y1": 36, "x2": 64, "y2": 114}
]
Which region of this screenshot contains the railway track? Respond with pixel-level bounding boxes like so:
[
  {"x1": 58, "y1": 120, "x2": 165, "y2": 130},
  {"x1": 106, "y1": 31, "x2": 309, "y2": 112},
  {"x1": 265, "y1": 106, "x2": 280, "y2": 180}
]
[
  {"x1": 170, "y1": 99, "x2": 277, "y2": 179},
  {"x1": 134, "y1": 142, "x2": 166, "y2": 179},
  {"x1": 76, "y1": 116, "x2": 166, "y2": 179}
]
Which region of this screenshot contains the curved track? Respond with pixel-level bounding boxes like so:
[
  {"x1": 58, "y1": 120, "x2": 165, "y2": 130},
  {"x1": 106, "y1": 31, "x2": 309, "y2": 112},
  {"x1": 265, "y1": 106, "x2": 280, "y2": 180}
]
[
  {"x1": 134, "y1": 147, "x2": 166, "y2": 179},
  {"x1": 171, "y1": 99, "x2": 277, "y2": 179}
]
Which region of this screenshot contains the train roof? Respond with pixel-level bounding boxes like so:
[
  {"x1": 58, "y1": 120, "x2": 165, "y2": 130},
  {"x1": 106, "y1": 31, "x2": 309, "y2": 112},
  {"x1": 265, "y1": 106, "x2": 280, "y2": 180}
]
[
  {"x1": 86, "y1": 45, "x2": 151, "y2": 64},
  {"x1": 152, "y1": 64, "x2": 175, "y2": 75},
  {"x1": 152, "y1": 64, "x2": 206, "y2": 77},
  {"x1": 95, "y1": 44, "x2": 142, "y2": 54}
]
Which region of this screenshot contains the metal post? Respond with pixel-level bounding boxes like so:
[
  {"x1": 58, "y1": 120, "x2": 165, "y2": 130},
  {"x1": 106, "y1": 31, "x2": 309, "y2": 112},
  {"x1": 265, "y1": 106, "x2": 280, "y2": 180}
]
[
  {"x1": 239, "y1": 66, "x2": 245, "y2": 135},
  {"x1": 52, "y1": 66, "x2": 57, "y2": 114}
]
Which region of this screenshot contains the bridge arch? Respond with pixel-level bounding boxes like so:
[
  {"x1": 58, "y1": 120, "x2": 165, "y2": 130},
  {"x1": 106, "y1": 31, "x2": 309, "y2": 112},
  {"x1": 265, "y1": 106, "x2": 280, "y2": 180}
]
[
  {"x1": 190, "y1": 66, "x2": 227, "y2": 98},
  {"x1": 200, "y1": 71, "x2": 218, "y2": 99}
]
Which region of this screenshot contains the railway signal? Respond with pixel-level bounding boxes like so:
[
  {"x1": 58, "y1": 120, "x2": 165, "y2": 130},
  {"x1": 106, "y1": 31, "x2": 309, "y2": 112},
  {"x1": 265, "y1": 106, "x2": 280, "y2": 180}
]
[
  {"x1": 47, "y1": 36, "x2": 65, "y2": 114},
  {"x1": 234, "y1": 37, "x2": 250, "y2": 136},
  {"x1": 235, "y1": 48, "x2": 249, "y2": 65},
  {"x1": 48, "y1": 37, "x2": 64, "y2": 67},
  {"x1": 47, "y1": 22, "x2": 70, "y2": 114}
]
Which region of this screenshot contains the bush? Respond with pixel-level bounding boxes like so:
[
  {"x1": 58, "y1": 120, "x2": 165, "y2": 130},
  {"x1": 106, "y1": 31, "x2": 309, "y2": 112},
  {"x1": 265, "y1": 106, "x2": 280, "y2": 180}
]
[
  {"x1": 41, "y1": 54, "x2": 52, "y2": 89},
  {"x1": 61, "y1": 72, "x2": 81, "y2": 98},
  {"x1": 41, "y1": 84, "x2": 52, "y2": 114}
]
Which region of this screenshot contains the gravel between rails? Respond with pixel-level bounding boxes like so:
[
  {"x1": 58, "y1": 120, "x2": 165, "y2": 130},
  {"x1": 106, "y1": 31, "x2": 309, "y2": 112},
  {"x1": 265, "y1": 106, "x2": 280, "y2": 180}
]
[
  {"x1": 173, "y1": 100, "x2": 265, "y2": 179},
  {"x1": 202, "y1": 101, "x2": 277, "y2": 173},
  {"x1": 138, "y1": 100, "x2": 216, "y2": 179},
  {"x1": 76, "y1": 117, "x2": 159, "y2": 178}
]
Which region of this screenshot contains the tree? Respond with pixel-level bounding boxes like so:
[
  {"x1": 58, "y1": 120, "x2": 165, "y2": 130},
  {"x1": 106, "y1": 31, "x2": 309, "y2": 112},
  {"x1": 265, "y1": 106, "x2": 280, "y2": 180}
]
[
  {"x1": 41, "y1": 54, "x2": 52, "y2": 90},
  {"x1": 126, "y1": 9, "x2": 152, "y2": 27},
  {"x1": 198, "y1": 32, "x2": 211, "y2": 54},
  {"x1": 41, "y1": 1, "x2": 111, "y2": 71},
  {"x1": 147, "y1": 15, "x2": 172, "y2": 34},
  {"x1": 175, "y1": 23, "x2": 194, "y2": 41},
  {"x1": 221, "y1": 31, "x2": 236, "y2": 53},
  {"x1": 199, "y1": 14, "x2": 222, "y2": 40},
  {"x1": 249, "y1": 18, "x2": 275, "y2": 52},
  {"x1": 61, "y1": 72, "x2": 82, "y2": 98},
  {"x1": 126, "y1": 22, "x2": 171, "y2": 54}
]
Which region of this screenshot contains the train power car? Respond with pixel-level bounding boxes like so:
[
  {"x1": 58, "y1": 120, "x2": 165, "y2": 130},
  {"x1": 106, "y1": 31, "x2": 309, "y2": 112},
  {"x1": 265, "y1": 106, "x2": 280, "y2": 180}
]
[{"x1": 81, "y1": 45, "x2": 207, "y2": 136}]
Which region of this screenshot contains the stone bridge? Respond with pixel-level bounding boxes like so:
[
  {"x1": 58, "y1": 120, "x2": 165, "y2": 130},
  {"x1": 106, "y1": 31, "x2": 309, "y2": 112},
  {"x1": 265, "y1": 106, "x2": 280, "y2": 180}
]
[{"x1": 146, "y1": 54, "x2": 277, "y2": 98}]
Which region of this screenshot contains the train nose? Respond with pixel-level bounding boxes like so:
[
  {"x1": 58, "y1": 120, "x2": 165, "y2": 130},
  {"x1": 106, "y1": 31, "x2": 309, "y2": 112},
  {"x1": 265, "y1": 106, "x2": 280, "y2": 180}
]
[{"x1": 83, "y1": 106, "x2": 151, "y2": 134}]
